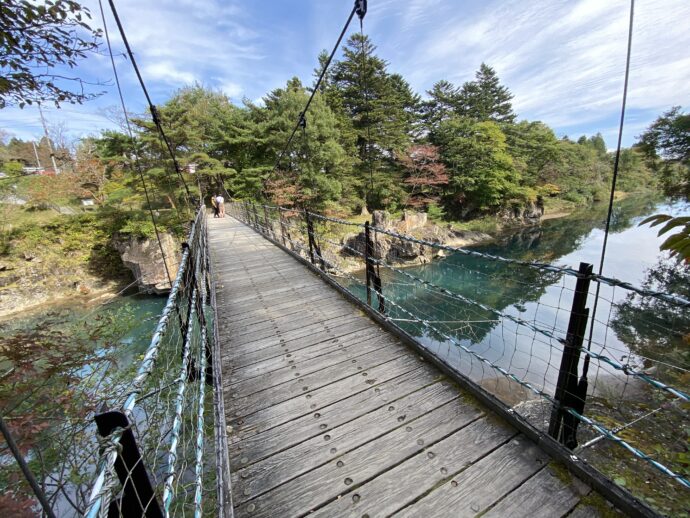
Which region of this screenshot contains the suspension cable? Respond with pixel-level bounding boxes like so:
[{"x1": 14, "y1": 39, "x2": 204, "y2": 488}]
[
  {"x1": 98, "y1": 0, "x2": 174, "y2": 286},
  {"x1": 106, "y1": 0, "x2": 193, "y2": 209},
  {"x1": 265, "y1": 0, "x2": 366, "y2": 191},
  {"x1": 358, "y1": 10, "x2": 375, "y2": 209},
  {"x1": 583, "y1": 0, "x2": 635, "y2": 375}
]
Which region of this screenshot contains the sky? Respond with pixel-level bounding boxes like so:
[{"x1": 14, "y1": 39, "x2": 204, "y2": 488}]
[{"x1": 1, "y1": 0, "x2": 689, "y2": 150}]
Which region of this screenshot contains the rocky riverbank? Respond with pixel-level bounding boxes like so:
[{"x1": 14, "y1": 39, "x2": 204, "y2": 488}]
[
  {"x1": 342, "y1": 210, "x2": 493, "y2": 268},
  {"x1": 0, "y1": 230, "x2": 180, "y2": 318}
]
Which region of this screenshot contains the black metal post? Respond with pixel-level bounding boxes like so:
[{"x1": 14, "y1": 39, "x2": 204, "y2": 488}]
[
  {"x1": 278, "y1": 210, "x2": 287, "y2": 246},
  {"x1": 243, "y1": 202, "x2": 250, "y2": 225},
  {"x1": 94, "y1": 411, "x2": 163, "y2": 518},
  {"x1": 548, "y1": 261, "x2": 593, "y2": 447},
  {"x1": 263, "y1": 205, "x2": 272, "y2": 239},
  {"x1": 249, "y1": 203, "x2": 258, "y2": 231},
  {"x1": 305, "y1": 210, "x2": 316, "y2": 265},
  {"x1": 364, "y1": 221, "x2": 372, "y2": 306}
]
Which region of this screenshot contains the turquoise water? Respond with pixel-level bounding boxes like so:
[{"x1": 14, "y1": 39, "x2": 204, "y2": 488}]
[
  {"x1": 346, "y1": 195, "x2": 689, "y2": 399},
  {"x1": 0, "y1": 294, "x2": 166, "y2": 515}
]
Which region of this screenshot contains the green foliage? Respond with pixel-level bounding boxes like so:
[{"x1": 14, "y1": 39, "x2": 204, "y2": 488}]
[
  {"x1": 637, "y1": 106, "x2": 690, "y2": 195},
  {"x1": 457, "y1": 63, "x2": 516, "y2": 123},
  {"x1": 1, "y1": 160, "x2": 23, "y2": 176},
  {"x1": 641, "y1": 214, "x2": 690, "y2": 261},
  {"x1": 0, "y1": 0, "x2": 102, "y2": 108},
  {"x1": 436, "y1": 117, "x2": 522, "y2": 214}
]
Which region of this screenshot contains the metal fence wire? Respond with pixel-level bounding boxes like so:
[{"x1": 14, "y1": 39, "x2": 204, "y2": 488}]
[
  {"x1": 0, "y1": 206, "x2": 229, "y2": 517},
  {"x1": 229, "y1": 200, "x2": 690, "y2": 514},
  {"x1": 82, "y1": 207, "x2": 228, "y2": 518}
]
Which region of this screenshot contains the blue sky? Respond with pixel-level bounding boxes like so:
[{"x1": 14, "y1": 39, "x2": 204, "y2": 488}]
[{"x1": 1, "y1": 0, "x2": 689, "y2": 149}]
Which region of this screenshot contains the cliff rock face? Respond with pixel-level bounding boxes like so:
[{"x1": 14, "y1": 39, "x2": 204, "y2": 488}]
[
  {"x1": 114, "y1": 233, "x2": 181, "y2": 294},
  {"x1": 498, "y1": 200, "x2": 544, "y2": 225},
  {"x1": 346, "y1": 210, "x2": 491, "y2": 266}
]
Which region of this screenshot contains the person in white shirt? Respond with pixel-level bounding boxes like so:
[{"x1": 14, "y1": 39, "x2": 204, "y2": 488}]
[{"x1": 215, "y1": 194, "x2": 225, "y2": 218}]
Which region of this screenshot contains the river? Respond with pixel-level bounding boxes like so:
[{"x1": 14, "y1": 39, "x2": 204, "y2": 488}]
[
  {"x1": 346, "y1": 194, "x2": 689, "y2": 405},
  {"x1": 0, "y1": 295, "x2": 166, "y2": 515}
]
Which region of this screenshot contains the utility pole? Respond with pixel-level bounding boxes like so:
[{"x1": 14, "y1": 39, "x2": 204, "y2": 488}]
[
  {"x1": 31, "y1": 141, "x2": 42, "y2": 169},
  {"x1": 37, "y1": 103, "x2": 59, "y2": 174}
]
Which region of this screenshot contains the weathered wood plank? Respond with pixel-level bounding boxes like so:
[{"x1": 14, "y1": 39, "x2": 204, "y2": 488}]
[
  {"x1": 223, "y1": 318, "x2": 374, "y2": 369},
  {"x1": 395, "y1": 436, "x2": 549, "y2": 518},
  {"x1": 233, "y1": 396, "x2": 483, "y2": 518},
  {"x1": 227, "y1": 332, "x2": 398, "y2": 398},
  {"x1": 222, "y1": 313, "x2": 363, "y2": 353},
  {"x1": 310, "y1": 416, "x2": 516, "y2": 518},
  {"x1": 481, "y1": 467, "x2": 589, "y2": 518},
  {"x1": 226, "y1": 341, "x2": 408, "y2": 417},
  {"x1": 227, "y1": 366, "x2": 434, "y2": 465},
  {"x1": 225, "y1": 354, "x2": 424, "y2": 437},
  {"x1": 231, "y1": 381, "x2": 461, "y2": 503}
]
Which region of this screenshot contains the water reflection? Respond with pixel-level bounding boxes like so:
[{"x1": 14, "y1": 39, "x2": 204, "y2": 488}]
[{"x1": 345, "y1": 195, "x2": 689, "y2": 403}]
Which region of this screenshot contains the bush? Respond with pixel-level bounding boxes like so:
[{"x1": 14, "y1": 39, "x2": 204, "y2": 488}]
[{"x1": 426, "y1": 202, "x2": 445, "y2": 221}]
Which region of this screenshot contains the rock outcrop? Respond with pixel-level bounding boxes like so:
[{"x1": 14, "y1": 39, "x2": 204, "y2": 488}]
[
  {"x1": 113, "y1": 233, "x2": 181, "y2": 294},
  {"x1": 344, "y1": 210, "x2": 492, "y2": 267}
]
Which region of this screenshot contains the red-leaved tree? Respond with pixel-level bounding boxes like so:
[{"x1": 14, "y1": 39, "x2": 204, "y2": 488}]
[{"x1": 399, "y1": 145, "x2": 449, "y2": 208}]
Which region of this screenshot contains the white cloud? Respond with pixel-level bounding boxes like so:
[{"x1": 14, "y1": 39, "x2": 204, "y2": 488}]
[
  {"x1": 143, "y1": 62, "x2": 196, "y2": 85},
  {"x1": 374, "y1": 0, "x2": 690, "y2": 143}
]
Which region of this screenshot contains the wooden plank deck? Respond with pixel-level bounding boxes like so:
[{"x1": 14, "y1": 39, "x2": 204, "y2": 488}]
[{"x1": 208, "y1": 215, "x2": 607, "y2": 518}]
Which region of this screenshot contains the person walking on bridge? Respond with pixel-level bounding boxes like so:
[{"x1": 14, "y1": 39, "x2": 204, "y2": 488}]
[
  {"x1": 211, "y1": 194, "x2": 219, "y2": 218},
  {"x1": 216, "y1": 194, "x2": 225, "y2": 218}
]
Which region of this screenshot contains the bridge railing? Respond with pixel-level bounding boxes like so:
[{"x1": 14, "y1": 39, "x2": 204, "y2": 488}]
[
  {"x1": 229, "y1": 200, "x2": 689, "y2": 514},
  {"x1": 0, "y1": 206, "x2": 229, "y2": 517},
  {"x1": 80, "y1": 205, "x2": 229, "y2": 518}
]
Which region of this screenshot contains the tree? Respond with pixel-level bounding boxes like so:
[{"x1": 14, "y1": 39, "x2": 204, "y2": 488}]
[
  {"x1": 638, "y1": 106, "x2": 690, "y2": 163},
  {"x1": 636, "y1": 106, "x2": 690, "y2": 194},
  {"x1": 399, "y1": 144, "x2": 448, "y2": 208},
  {"x1": 0, "y1": 0, "x2": 102, "y2": 108},
  {"x1": 436, "y1": 117, "x2": 522, "y2": 214},
  {"x1": 457, "y1": 63, "x2": 516, "y2": 123},
  {"x1": 577, "y1": 133, "x2": 607, "y2": 158},
  {"x1": 260, "y1": 78, "x2": 349, "y2": 209},
  {"x1": 329, "y1": 33, "x2": 418, "y2": 209},
  {"x1": 422, "y1": 80, "x2": 462, "y2": 137},
  {"x1": 504, "y1": 121, "x2": 561, "y2": 186}
]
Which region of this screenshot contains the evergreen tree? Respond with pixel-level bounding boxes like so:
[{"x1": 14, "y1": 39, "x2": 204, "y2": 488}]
[
  {"x1": 422, "y1": 80, "x2": 462, "y2": 137},
  {"x1": 435, "y1": 117, "x2": 522, "y2": 214},
  {"x1": 330, "y1": 33, "x2": 417, "y2": 209},
  {"x1": 260, "y1": 78, "x2": 349, "y2": 209},
  {"x1": 458, "y1": 63, "x2": 516, "y2": 123}
]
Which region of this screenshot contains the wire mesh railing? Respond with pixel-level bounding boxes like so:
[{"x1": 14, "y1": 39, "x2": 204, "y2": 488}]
[
  {"x1": 229, "y1": 200, "x2": 690, "y2": 515},
  {"x1": 83, "y1": 206, "x2": 227, "y2": 518},
  {"x1": 0, "y1": 206, "x2": 228, "y2": 517}
]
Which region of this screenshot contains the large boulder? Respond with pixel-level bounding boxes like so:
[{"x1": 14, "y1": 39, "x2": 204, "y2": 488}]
[
  {"x1": 114, "y1": 233, "x2": 181, "y2": 294},
  {"x1": 397, "y1": 210, "x2": 427, "y2": 232}
]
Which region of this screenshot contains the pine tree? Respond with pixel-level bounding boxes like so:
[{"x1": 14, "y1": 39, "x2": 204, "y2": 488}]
[
  {"x1": 458, "y1": 63, "x2": 516, "y2": 123},
  {"x1": 329, "y1": 33, "x2": 418, "y2": 209},
  {"x1": 260, "y1": 78, "x2": 349, "y2": 209},
  {"x1": 422, "y1": 80, "x2": 462, "y2": 136}
]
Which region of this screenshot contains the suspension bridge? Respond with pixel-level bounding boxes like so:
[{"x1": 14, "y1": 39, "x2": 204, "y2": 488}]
[
  {"x1": 2, "y1": 0, "x2": 688, "y2": 516},
  {"x1": 1, "y1": 201, "x2": 688, "y2": 517}
]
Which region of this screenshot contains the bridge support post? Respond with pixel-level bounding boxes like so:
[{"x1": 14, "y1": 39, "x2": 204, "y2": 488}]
[
  {"x1": 243, "y1": 201, "x2": 250, "y2": 226},
  {"x1": 251, "y1": 203, "x2": 261, "y2": 233},
  {"x1": 548, "y1": 261, "x2": 592, "y2": 448},
  {"x1": 94, "y1": 410, "x2": 163, "y2": 518},
  {"x1": 364, "y1": 221, "x2": 372, "y2": 306},
  {"x1": 305, "y1": 210, "x2": 316, "y2": 265},
  {"x1": 305, "y1": 210, "x2": 325, "y2": 270},
  {"x1": 263, "y1": 205, "x2": 272, "y2": 239}
]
